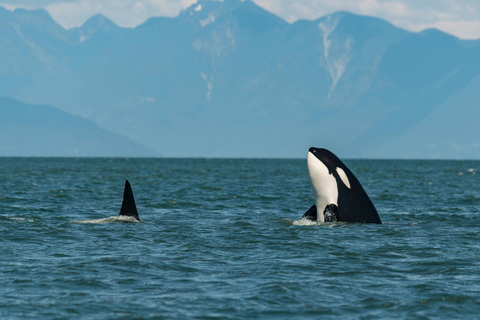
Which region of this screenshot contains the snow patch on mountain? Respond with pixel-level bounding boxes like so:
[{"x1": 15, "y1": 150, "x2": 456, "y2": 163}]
[
  {"x1": 319, "y1": 15, "x2": 354, "y2": 98},
  {"x1": 200, "y1": 14, "x2": 216, "y2": 27}
]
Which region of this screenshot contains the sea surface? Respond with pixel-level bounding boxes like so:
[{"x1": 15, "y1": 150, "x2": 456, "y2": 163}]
[{"x1": 1, "y1": 158, "x2": 480, "y2": 319}]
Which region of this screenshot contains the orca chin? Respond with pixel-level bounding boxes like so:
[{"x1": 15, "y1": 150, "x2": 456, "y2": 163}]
[
  {"x1": 301, "y1": 147, "x2": 382, "y2": 224},
  {"x1": 119, "y1": 180, "x2": 140, "y2": 221}
]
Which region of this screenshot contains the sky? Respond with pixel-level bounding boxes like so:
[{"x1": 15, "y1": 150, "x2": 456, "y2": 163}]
[{"x1": 0, "y1": 0, "x2": 479, "y2": 39}]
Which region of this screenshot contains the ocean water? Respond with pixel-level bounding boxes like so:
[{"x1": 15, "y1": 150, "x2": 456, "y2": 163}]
[{"x1": 1, "y1": 158, "x2": 480, "y2": 319}]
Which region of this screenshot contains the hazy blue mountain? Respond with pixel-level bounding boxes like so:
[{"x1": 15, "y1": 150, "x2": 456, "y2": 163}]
[
  {"x1": 0, "y1": 7, "x2": 123, "y2": 101},
  {"x1": 353, "y1": 29, "x2": 480, "y2": 156},
  {"x1": 371, "y1": 75, "x2": 480, "y2": 159},
  {"x1": 0, "y1": 97, "x2": 155, "y2": 157},
  {"x1": 1, "y1": 0, "x2": 480, "y2": 158},
  {"x1": 67, "y1": 14, "x2": 126, "y2": 67},
  {"x1": 0, "y1": 7, "x2": 73, "y2": 101}
]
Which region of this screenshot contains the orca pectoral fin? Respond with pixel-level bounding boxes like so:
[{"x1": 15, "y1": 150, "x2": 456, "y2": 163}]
[
  {"x1": 301, "y1": 204, "x2": 317, "y2": 220},
  {"x1": 119, "y1": 180, "x2": 140, "y2": 221}
]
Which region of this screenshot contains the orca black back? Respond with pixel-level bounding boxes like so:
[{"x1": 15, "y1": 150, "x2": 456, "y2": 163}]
[
  {"x1": 334, "y1": 159, "x2": 381, "y2": 223},
  {"x1": 119, "y1": 180, "x2": 140, "y2": 221}
]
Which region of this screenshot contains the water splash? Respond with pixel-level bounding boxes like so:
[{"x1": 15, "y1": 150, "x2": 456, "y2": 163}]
[{"x1": 71, "y1": 216, "x2": 141, "y2": 224}]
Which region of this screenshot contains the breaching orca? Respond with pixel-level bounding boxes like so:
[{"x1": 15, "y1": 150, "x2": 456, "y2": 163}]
[
  {"x1": 119, "y1": 180, "x2": 140, "y2": 221},
  {"x1": 301, "y1": 147, "x2": 382, "y2": 223}
]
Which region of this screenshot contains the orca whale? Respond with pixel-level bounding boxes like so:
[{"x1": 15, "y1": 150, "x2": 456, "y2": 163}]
[
  {"x1": 71, "y1": 180, "x2": 140, "y2": 224},
  {"x1": 119, "y1": 180, "x2": 140, "y2": 221},
  {"x1": 301, "y1": 147, "x2": 382, "y2": 224}
]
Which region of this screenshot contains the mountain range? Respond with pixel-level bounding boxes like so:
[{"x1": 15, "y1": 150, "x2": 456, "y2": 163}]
[
  {"x1": 0, "y1": 97, "x2": 154, "y2": 157},
  {"x1": 1, "y1": 0, "x2": 480, "y2": 158}
]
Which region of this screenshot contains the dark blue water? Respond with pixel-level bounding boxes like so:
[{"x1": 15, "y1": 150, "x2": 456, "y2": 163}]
[{"x1": 1, "y1": 158, "x2": 480, "y2": 319}]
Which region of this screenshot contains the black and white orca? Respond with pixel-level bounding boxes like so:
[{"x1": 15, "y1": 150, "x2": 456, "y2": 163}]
[
  {"x1": 119, "y1": 180, "x2": 140, "y2": 221},
  {"x1": 301, "y1": 147, "x2": 382, "y2": 223}
]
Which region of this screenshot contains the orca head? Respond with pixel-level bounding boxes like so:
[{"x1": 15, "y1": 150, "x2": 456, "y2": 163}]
[{"x1": 307, "y1": 147, "x2": 351, "y2": 222}]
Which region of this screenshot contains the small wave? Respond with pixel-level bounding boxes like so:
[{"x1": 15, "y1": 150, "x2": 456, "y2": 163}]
[
  {"x1": 5, "y1": 217, "x2": 36, "y2": 222},
  {"x1": 71, "y1": 216, "x2": 141, "y2": 224},
  {"x1": 8, "y1": 217, "x2": 25, "y2": 221},
  {"x1": 459, "y1": 168, "x2": 477, "y2": 175}
]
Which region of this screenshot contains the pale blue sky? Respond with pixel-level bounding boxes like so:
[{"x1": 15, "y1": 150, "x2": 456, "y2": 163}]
[{"x1": 1, "y1": 0, "x2": 479, "y2": 39}]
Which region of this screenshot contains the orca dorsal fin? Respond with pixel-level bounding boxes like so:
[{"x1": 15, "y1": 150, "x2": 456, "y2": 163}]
[{"x1": 119, "y1": 180, "x2": 139, "y2": 221}]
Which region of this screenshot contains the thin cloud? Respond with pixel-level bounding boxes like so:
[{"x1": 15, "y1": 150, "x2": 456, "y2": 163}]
[
  {"x1": 44, "y1": 0, "x2": 197, "y2": 28},
  {"x1": 44, "y1": 2, "x2": 103, "y2": 28},
  {"x1": 0, "y1": 0, "x2": 197, "y2": 28},
  {"x1": 1, "y1": 0, "x2": 479, "y2": 39},
  {"x1": 0, "y1": 0, "x2": 75, "y2": 5},
  {"x1": 254, "y1": 0, "x2": 480, "y2": 39}
]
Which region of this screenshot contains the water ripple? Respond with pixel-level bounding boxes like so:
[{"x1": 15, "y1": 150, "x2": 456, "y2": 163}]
[{"x1": 1, "y1": 158, "x2": 480, "y2": 318}]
